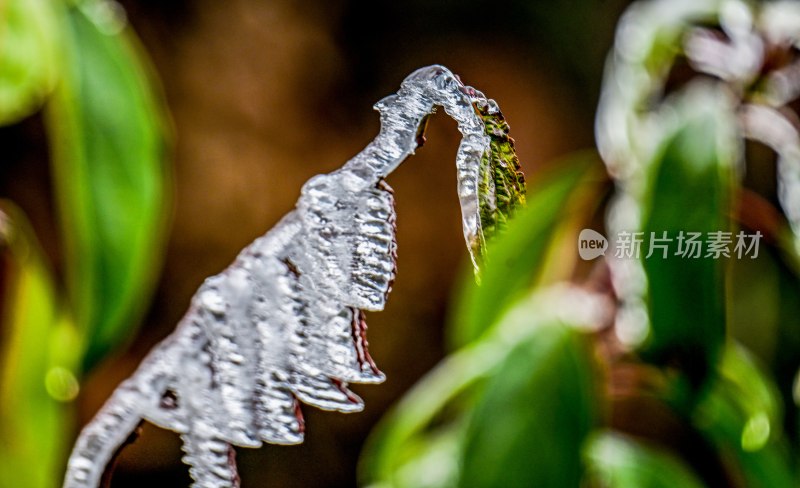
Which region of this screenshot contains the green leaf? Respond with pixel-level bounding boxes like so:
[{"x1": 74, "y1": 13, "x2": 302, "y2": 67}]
[
  {"x1": 459, "y1": 320, "x2": 598, "y2": 488},
  {"x1": 471, "y1": 99, "x2": 527, "y2": 258},
  {"x1": 693, "y1": 343, "x2": 795, "y2": 488},
  {"x1": 639, "y1": 83, "x2": 737, "y2": 388},
  {"x1": 45, "y1": 3, "x2": 171, "y2": 370},
  {"x1": 451, "y1": 153, "x2": 605, "y2": 348},
  {"x1": 0, "y1": 0, "x2": 61, "y2": 125},
  {"x1": 0, "y1": 202, "x2": 79, "y2": 488},
  {"x1": 583, "y1": 431, "x2": 706, "y2": 488}
]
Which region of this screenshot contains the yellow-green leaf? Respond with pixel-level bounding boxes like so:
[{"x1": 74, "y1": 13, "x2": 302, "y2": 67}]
[
  {"x1": 0, "y1": 0, "x2": 61, "y2": 125},
  {"x1": 0, "y1": 202, "x2": 78, "y2": 488}
]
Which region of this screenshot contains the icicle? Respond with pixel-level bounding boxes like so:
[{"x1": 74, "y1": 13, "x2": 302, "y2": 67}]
[{"x1": 63, "y1": 65, "x2": 523, "y2": 487}]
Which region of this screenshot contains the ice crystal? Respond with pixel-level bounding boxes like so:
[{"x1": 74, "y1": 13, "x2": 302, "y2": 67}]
[{"x1": 63, "y1": 65, "x2": 524, "y2": 487}]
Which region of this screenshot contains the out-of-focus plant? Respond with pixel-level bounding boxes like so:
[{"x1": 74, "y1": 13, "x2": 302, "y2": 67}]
[
  {"x1": 0, "y1": 0, "x2": 171, "y2": 485},
  {"x1": 361, "y1": 0, "x2": 800, "y2": 486}
]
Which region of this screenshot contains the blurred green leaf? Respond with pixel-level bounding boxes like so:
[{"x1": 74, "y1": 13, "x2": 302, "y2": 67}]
[
  {"x1": 0, "y1": 202, "x2": 78, "y2": 488},
  {"x1": 45, "y1": 2, "x2": 171, "y2": 370},
  {"x1": 728, "y1": 251, "x2": 780, "y2": 364},
  {"x1": 361, "y1": 334, "x2": 499, "y2": 487},
  {"x1": 369, "y1": 153, "x2": 606, "y2": 485},
  {"x1": 451, "y1": 153, "x2": 605, "y2": 348},
  {"x1": 726, "y1": 246, "x2": 800, "y2": 450},
  {"x1": 584, "y1": 431, "x2": 706, "y2": 488},
  {"x1": 0, "y1": 0, "x2": 61, "y2": 125},
  {"x1": 693, "y1": 343, "x2": 794, "y2": 488},
  {"x1": 459, "y1": 320, "x2": 598, "y2": 488},
  {"x1": 753, "y1": 226, "x2": 800, "y2": 450},
  {"x1": 364, "y1": 287, "x2": 604, "y2": 488},
  {"x1": 639, "y1": 83, "x2": 736, "y2": 389},
  {"x1": 366, "y1": 421, "x2": 466, "y2": 488},
  {"x1": 772, "y1": 266, "x2": 800, "y2": 449}
]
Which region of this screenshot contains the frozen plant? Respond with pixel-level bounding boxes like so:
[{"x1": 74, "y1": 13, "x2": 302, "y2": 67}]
[{"x1": 63, "y1": 65, "x2": 525, "y2": 488}]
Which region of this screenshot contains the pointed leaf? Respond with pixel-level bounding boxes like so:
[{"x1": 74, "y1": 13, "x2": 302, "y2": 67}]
[{"x1": 472, "y1": 99, "x2": 527, "y2": 255}]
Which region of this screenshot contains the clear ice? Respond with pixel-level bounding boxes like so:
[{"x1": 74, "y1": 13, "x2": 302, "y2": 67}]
[{"x1": 63, "y1": 65, "x2": 510, "y2": 487}]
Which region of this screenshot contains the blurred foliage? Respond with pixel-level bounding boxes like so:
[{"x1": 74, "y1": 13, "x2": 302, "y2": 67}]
[
  {"x1": 0, "y1": 0, "x2": 60, "y2": 125},
  {"x1": 459, "y1": 321, "x2": 597, "y2": 487},
  {"x1": 362, "y1": 1, "x2": 800, "y2": 487},
  {"x1": 693, "y1": 343, "x2": 795, "y2": 488},
  {"x1": 0, "y1": 202, "x2": 72, "y2": 488},
  {"x1": 0, "y1": 0, "x2": 171, "y2": 486},
  {"x1": 362, "y1": 283, "x2": 604, "y2": 488},
  {"x1": 638, "y1": 84, "x2": 735, "y2": 396},
  {"x1": 584, "y1": 431, "x2": 707, "y2": 488}
]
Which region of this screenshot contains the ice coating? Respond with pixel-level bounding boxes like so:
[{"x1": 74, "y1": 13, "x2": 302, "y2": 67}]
[{"x1": 63, "y1": 65, "x2": 506, "y2": 487}]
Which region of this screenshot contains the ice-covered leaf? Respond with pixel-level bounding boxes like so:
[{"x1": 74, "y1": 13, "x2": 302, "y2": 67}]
[{"x1": 63, "y1": 65, "x2": 526, "y2": 487}]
